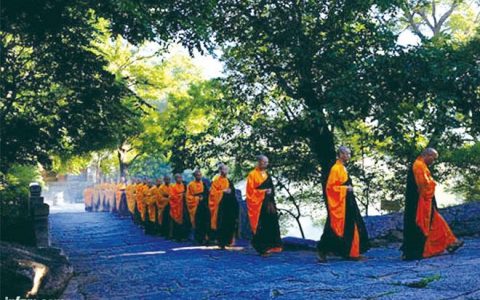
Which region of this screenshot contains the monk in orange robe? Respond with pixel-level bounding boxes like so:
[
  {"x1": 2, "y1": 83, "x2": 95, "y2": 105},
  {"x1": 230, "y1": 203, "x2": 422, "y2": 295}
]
[
  {"x1": 107, "y1": 182, "x2": 115, "y2": 212},
  {"x1": 169, "y1": 174, "x2": 189, "y2": 241},
  {"x1": 246, "y1": 155, "x2": 282, "y2": 255},
  {"x1": 187, "y1": 170, "x2": 211, "y2": 244},
  {"x1": 156, "y1": 176, "x2": 172, "y2": 237},
  {"x1": 134, "y1": 180, "x2": 148, "y2": 225},
  {"x1": 93, "y1": 185, "x2": 101, "y2": 212},
  {"x1": 126, "y1": 182, "x2": 136, "y2": 218},
  {"x1": 83, "y1": 186, "x2": 93, "y2": 212},
  {"x1": 402, "y1": 148, "x2": 464, "y2": 260},
  {"x1": 317, "y1": 146, "x2": 369, "y2": 262},
  {"x1": 101, "y1": 183, "x2": 109, "y2": 212},
  {"x1": 210, "y1": 164, "x2": 239, "y2": 249},
  {"x1": 117, "y1": 178, "x2": 129, "y2": 216},
  {"x1": 144, "y1": 181, "x2": 158, "y2": 234}
]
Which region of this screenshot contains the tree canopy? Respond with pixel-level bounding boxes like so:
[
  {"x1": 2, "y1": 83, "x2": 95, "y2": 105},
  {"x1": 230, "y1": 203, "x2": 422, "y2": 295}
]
[{"x1": 1, "y1": 0, "x2": 479, "y2": 231}]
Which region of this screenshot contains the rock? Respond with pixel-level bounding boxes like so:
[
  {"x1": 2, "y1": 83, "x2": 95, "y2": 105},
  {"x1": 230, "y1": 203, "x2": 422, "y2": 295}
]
[
  {"x1": 365, "y1": 202, "x2": 480, "y2": 246},
  {"x1": 49, "y1": 211, "x2": 480, "y2": 299},
  {"x1": 282, "y1": 202, "x2": 480, "y2": 250},
  {"x1": 282, "y1": 236, "x2": 317, "y2": 251},
  {"x1": 0, "y1": 242, "x2": 73, "y2": 299}
]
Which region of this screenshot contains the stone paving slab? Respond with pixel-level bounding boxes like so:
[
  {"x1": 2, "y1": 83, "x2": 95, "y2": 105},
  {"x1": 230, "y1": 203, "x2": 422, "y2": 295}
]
[{"x1": 50, "y1": 212, "x2": 480, "y2": 300}]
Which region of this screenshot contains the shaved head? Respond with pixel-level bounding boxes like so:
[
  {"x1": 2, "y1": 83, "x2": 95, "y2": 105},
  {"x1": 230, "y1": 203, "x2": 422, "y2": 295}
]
[
  {"x1": 257, "y1": 154, "x2": 268, "y2": 162},
  {"x1": 193, "y1": 169, "x2": 202, "y2": 181},
  {"x1": 421, "y1": 148, "x2": 438, "y2": 157},
  {"x1": 256, "y1": 154, "x2": 269, "y2": 170},
  {"x1": 337, "y1": 146, "x2": 351, "y2": 156},
  {"x1": 218, "y1": 163, "x2": 229, "y2": 176},
  {"x1": 337, "y1": 146, "x2": 351, "y2": 163},
  {"x1": 421, "y1": 147, "x2": 439, "y2": 165}
]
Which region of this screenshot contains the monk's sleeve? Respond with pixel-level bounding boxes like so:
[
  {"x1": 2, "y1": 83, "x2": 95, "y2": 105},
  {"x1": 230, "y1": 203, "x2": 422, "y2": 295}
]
[
  {"x1": 246, "y1": 172, "x2": 266, "y2": 234},
  {"x1": 246, "y1": 173, "x2": 266, "y2": 201},
  {"x1": 210, "y1": 181, "x2": 224, "y2": 199},
  {"x1": 161, "y1": 186, "x2": 170, "y2": 198},
  {"x1": 186, "y1": 185, "x2": 195, "y2": 202},
  {"x1": 413, "y1": 165, "x2": 435, "y2": 200},
  {"x1": 413, "y1": 164, "x2": 435, "y2": 236},
  {"x1": 326, "y1": 167, "x2": 347, "y2": 237}
]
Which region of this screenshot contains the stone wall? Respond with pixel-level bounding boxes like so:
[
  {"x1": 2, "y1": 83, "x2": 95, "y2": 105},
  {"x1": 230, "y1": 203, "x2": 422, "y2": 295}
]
[
  {"x1": 364, "y1": 201, "x2": 480, "y2": 246},
  {"x1": 282, "y1": 201, "x2": 480, "y2": 250}
]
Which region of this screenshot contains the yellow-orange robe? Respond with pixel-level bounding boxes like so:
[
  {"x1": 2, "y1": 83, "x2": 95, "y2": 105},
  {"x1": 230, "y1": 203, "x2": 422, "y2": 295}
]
[
  {"x1": 136, "y1": 184, "x2": 148, "y2": 222},
  {"x1": 246, "y1": 167, "x2": 282, "y2": 254},
  {"x1": 126, "y1": 184, "x2": 136, "y2": 214},
  {"x1": 107, "y1": 183, "x2": 115, "y2": 210},
  {"x1": 186, "y1": 181, "x2": 204, "y2": 228},
  {"x1": 413, "y1": 158, "x2": 457, "y2": 258},
  {"x1": 170, "y1": 183, "x2": 185, "y2": 224},
  {"x1": 209, "y1": 176, "x2": 229, "y2": 230},
  {"x1": 246, "y1": 167, "x2": 268, "y2": 234},
  {"x1": 317, "y1": 160, "x2": 370, "y2": 258},
  {"x1": 92, "y1": 186, "x2": 100, "y2": 210},
  {"x1": 145, "y1": 186, "x2": 157, "y2": 223},
  {"x1": 115, "y1": 183, "x2": 124, "y2": 211},
  {"x1": 83, "y1": 188, "x2": 93, "y2": 210},
  {"x1": 156, "y1": 184, "x2": 171, "y2": 225},
  {"x1": 326, "y1": 160, "x2": 359, "y2": 257}
]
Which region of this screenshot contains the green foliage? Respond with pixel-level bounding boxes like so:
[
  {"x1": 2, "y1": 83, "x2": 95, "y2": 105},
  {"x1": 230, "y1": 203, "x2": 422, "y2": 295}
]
[
  {"x1": 368, "y1": 34, "x2": 480, "y2": 205},
  {"x1": 443, "y1": 142, "x2": 480, "y2": 202},
  {"x1": 0, "y1": 164, "x2": 44, "y2": 205},
  {"x1": 2, "y1": 0, "x2": 478, "y2": 239},
  {"x1": 129, "y1": 156, "x2": 172, "y2": 181},
  {"x1": 399, "y1": 0, "x2": 480, "y2": 42},
  {"x1": 1, "y1": 5, "x2": 144, "y2": 172},
  {"x1": 87, "y1": 22, "x2": 224, "y2": 179},
  {"x1": 51, "y1": 154, "x2": 92, "y2": 175}
]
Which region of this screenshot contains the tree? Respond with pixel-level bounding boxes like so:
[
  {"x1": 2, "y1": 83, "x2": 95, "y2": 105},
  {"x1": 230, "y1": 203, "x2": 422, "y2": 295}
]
[
  {"x1": 443, "y1": 142, "x2": 480, "y2": 202},
  {"x1": 0, "y1": 3, "x2": 144, "y2": 173},
  {"x1": 368, "y1": 34, "x2": 480, "y2": 205},
  {"x1": 209, "y1": 0, "x2": 399, "y2": 194},
  {"x1": 399, "y1": 0, "x2": 480, "y2": 42},
  {"x1": 1, "y1": 0, "x2": 219, "y2": 175},
  {"x1": 89, "y1": 19, "x2": 225, "y2": 178}
]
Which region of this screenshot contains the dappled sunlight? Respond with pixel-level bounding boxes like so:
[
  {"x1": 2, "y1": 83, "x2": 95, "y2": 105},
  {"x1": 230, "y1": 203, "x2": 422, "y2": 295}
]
[
  {"x1": 171, "y1": 245, "x2": 244, "y2": 252},
  {"x1": 105, "y1": 250, "x2": 166, "y2": 259}
]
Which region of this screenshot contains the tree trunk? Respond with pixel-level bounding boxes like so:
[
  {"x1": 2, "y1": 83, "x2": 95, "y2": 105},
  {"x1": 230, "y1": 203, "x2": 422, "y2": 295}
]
[
  {"x1": 117, "y1": 150, "x2": 128, "y2": 179},
  {"x1": 306, "y1": 122, "x2": 337, "y2": 196},
  {"x1": 295, "y1": 216, "x2": 306, "y2": 239}
]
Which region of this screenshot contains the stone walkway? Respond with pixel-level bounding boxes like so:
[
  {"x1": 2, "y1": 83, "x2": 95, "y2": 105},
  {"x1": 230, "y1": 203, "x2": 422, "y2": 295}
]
[{"x1": 51, "y1": 212, "x2": 480, "y2": 300}]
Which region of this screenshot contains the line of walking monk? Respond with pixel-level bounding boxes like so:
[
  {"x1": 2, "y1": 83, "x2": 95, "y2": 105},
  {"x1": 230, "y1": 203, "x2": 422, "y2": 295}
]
[{"x1": 83, "y1": 147, "x2": 464, "y2": 261}]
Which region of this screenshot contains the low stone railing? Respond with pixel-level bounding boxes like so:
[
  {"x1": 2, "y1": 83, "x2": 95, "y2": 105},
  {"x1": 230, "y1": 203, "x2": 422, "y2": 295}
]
[{"x1": 282, "y1": 201, "x2": 480, "y2": 250}]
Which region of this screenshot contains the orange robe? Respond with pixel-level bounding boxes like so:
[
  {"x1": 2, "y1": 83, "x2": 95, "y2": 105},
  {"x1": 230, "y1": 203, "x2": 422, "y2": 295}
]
[
  {"x1": 246, "y1": 167, "x2": 268, "y2": 234},
  {"x1": 209, "y1": 176, "x2": 229, "y2": 230},
  {"x1": 115, "y1": 183, "x2": 125, "y2": 211},
  {"x1": 136, "y1": 184, "x2": 148, "y2": 222},
  {"x1": 83, "y1": 188, "x2": 93, "y2": 209},
  {"x1": 170, "y1": 183, "x2": 185, "y2": 224},
  {"x1": 92, "y1": 186, "x2": 100, "y2": 210},
  {"x1": 107, "y1": 183, "x2": 115, "y2": 210},
  {"x1": 156, "y1": 184, "x2": 171, "y2": 225},
  {"x1": 126, "y1": 184, "x2": 136, "y2": 214},
  {"x1": 145, "y1": 186, "x2": 157, "y2": 223},
  {"x1": 186, "y1": 181, "x2": 204, "y2": 228},
  {"x1": 412, "y1": 158, "x2": 457, "y2": 258},
  {"x1": 246, "y1": 167, "x2": 283, "y2": 254},
  {"x1": 325, "y1": 160, "x2": 360, "y2": 257}
]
